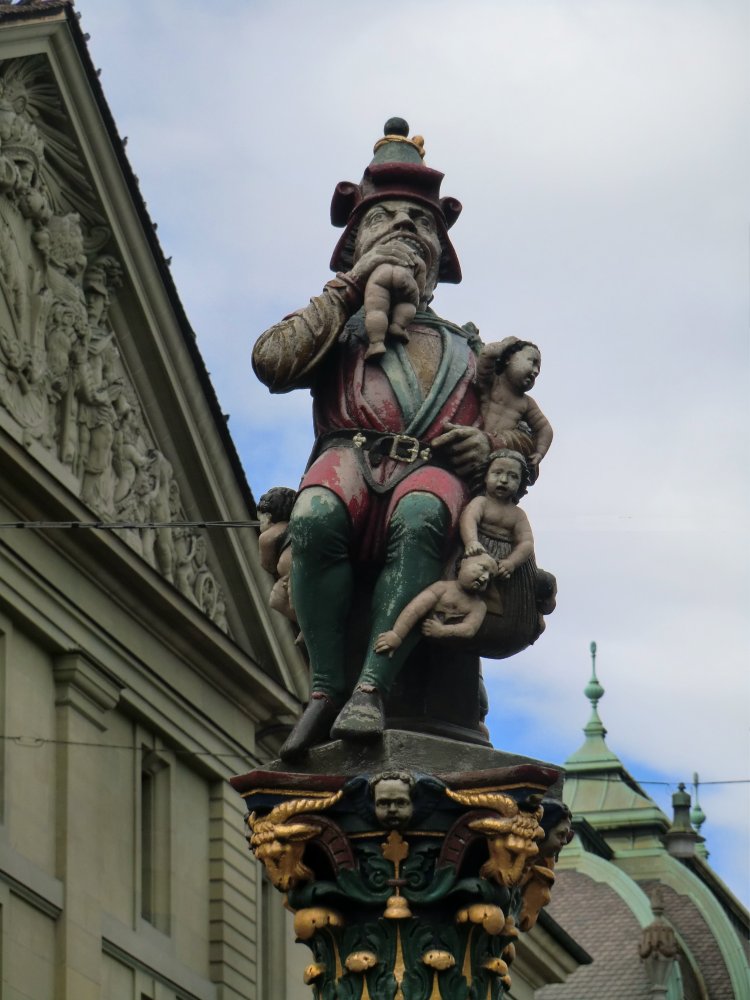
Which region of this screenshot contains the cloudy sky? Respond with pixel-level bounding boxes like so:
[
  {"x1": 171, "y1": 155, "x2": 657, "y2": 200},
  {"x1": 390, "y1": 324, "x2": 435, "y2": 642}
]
[{"x1": 78, "y1": 1, "x2": 748, "y2": 904}]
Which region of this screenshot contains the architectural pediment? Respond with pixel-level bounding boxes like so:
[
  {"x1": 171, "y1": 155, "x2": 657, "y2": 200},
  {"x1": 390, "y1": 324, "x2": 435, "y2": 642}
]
[{"x1": 0, "y1": 8, "x2": 306, "y2": 703}]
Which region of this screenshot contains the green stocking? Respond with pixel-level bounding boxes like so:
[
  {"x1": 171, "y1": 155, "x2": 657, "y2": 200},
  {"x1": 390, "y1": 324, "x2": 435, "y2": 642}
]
[
  {"x1": 288, "y1": 487, "x2": 353, "y2": 700},
  {"x1": 358, "y1": 490, "x2": 450, "y2": 694}
]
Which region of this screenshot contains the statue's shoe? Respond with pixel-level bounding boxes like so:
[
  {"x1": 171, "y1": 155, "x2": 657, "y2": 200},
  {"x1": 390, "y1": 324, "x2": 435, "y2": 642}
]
[
  {"x1": 330, "y1": 686, "x2": 385, "y2": 742},
  {"x1": 279, "y1": 693, "x2": 341, "y2": 760}
]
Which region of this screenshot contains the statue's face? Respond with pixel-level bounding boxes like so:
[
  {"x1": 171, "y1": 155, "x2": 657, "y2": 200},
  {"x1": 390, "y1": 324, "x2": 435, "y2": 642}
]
[
  {"x1": 354, "y1": 199, "x2": 442, "y2": 297},
  {"x1": 539, "y1": 818, "x2": 572, "y2": 860},
  {"x1": 485, "y1": 456, "x2": 522, "y2": 501},
  {"x1": 505, "y1": 345, "x2": 541, "y2": 391},
  {"x1": 373, "y1": 778, "x2": 414, "y2": 829},
  {"x1": 458, "y1": 554, "x2": 496, "y2": 592}
]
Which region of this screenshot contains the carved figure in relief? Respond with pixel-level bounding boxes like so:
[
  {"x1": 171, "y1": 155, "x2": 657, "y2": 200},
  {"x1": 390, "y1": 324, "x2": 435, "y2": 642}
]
[
  {"x1": 373, "y1": 552, "x2": 497, "y2": 656},
  {"x1": 143, "y1": 448, "x2": 176, "y2": 581},
  {"x1": 370, "y1": 770, "x2": 415, "y2": 830},
  {"x1": 257, "y1": 486, "x2": 297, "y2": 622},
  {"x1": 0, "y1": 60, "x2": 229, "y2": 635},
  {"x1": 0, "y1": 325, "x2": 45, "y2": 433},
  {"x1": 253, "y1": 119, "x2": 492, "y2": 757},
  {"x1": 362, "y1": 258, "x2": 425, "y2": 359},
  {"x1": 112, "y1": 404, "x2": 149, "y2": 506},
  {"x1": 477, "y1": 337, "x2": 552, "y2": 482},
  {"x1": 174, "y1": 525, "x2": 198, "y2": 597}
]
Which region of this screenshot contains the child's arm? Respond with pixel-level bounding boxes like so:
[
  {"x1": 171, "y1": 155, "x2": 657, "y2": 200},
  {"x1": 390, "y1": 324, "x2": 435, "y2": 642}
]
[
  {"x1": 476, "y1": 338, "x2": 516, "y2": 390},
  {"x1": 524, "y1": 396, "x2": 553, "y2": 467},
  {"x1": 258, "y1": 522, "x2": 287, "y2": 575},
  {"x1": 374, "y1": 583, "x2": 444, "y2": 655},
  {"x1": 421, "y1": 598, "x2": 488, "y2": 640},
  {"x1": 459, "y1": 497, "x2": 488, "y2": 555},
  {"x1": 496, "y1": 508, "x2": 534, "y2": 579}
]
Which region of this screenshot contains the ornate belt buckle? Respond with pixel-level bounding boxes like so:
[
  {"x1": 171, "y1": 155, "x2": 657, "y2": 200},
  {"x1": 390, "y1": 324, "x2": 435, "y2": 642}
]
[{"x1": 389, "y1": 434, "x2": 420, "y2": 463}]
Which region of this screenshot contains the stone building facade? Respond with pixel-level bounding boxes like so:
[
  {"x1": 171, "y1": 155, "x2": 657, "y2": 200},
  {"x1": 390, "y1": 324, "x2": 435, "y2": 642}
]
[{"x1": 0, "y1": 3, "x2": 310, "y2": 998}]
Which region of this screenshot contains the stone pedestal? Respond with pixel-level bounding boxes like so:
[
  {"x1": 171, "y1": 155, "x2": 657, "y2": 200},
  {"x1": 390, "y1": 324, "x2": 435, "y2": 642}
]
[{"x1": 231, "y1": 734, "x2": 563, "y2": 999}]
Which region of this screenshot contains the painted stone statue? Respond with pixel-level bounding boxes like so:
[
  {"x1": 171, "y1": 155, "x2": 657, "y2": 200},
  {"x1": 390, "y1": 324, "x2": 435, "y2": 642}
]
[
  {"x1": 477, "y1": 337, "x2": 553, "y2": 483},
  {"x1": 253, "y1": 119, "x2": 556, "y2": 758}
]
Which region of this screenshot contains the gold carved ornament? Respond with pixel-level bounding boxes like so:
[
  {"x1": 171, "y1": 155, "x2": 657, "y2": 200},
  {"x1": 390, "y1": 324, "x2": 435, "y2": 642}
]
[
  {"x1": 518, "y1": 860, "x2": 556, "y2": 931},
  {"x1": 247, "y1": 789, "x2": 343, "y2": 892},
  {"x1": 445, "y1": 789, "x2": 544, "y2": 888}
]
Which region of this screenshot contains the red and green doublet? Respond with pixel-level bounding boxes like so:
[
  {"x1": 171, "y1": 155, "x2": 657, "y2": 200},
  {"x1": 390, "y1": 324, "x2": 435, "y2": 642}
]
[{"x1": 302, "y1": 309, "x2": 481, "y2": 562}]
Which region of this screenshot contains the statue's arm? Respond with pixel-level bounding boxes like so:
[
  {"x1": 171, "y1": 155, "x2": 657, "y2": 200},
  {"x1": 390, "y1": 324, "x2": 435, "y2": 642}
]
[
  {"x1": 373, "y1": 584, "x2": 443, "y2": 654},
  {"x1": 422, "y1": 599, "x2": 487, "y2": 639},
  {"x1": 525, "y1": 396, "x2": 553, "y2": 463},
  {"x1": 507, "y1": 509, "x2": 534, "y2": 569},
  {"x1": 252, "y1": 277, "x2": 362, "y2": 392},
  {"x1": 459, "y1": 497, "x2": 487, "y2": 555}
]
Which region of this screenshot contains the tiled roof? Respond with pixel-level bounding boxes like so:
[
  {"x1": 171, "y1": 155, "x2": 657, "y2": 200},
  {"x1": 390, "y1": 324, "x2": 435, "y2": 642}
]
[
  {"x1": 639, "y1": 878, "x2": 734, "y2": 1000},
  {"x1": 0, "y1": 0, "x2": 69, "y2": 20},
  {"x1": 536, "y1": 870, "x2": 651, "y2": 999}
]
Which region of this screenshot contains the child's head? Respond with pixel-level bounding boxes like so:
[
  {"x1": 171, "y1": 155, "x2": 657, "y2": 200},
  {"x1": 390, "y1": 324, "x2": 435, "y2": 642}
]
[
  {"x1": 485, "y1": 449, "x2": 529, "y2": 501},
  {"x1": 538, "y1": 799, "x2": 574, "y2": 859},
  {"x1": 457, "y1": 551, "x2": 498, "y2": 592},
  {"x1": 495, "y1": 339, "x2": 541, "y2": 390},
  {"x1": 257, "y1": 486, "x2": 296, "y2": 528}
]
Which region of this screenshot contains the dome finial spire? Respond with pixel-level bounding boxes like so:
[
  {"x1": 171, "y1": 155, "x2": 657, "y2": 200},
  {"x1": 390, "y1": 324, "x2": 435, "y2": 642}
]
[
  {"x1": 691, "y1": 772, "x2": 709, "y2": 858},
  {"x1": 583, "y1": 640, "x2": 606, "y2": 738}
]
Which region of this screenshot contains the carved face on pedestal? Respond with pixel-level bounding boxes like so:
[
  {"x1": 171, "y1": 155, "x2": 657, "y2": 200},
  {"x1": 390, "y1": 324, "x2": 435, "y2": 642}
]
[
  {"x1": 538, "y1": 818, "x2": 573, "y2": 861},
  {"x1": 353, "y1": 199, "x2": 442, "y2": 302},
  {"x1": 372, "y1": 777, "x2": 414, "y2": 829}
]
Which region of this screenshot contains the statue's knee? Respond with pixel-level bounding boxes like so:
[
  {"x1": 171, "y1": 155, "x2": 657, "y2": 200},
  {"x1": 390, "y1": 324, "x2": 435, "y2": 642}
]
[
  {"x1": 388, "y1": 491, "x2": 449, "y2": 551},
  {"x1": 289, "y1": 487, "x2": 349, "y2": 556}
]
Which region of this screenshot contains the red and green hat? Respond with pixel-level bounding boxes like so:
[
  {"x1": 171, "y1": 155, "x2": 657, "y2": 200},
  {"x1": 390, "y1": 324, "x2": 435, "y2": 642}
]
[{"x1": 329, "y1": 117, "x2": 463, "y2": 284}]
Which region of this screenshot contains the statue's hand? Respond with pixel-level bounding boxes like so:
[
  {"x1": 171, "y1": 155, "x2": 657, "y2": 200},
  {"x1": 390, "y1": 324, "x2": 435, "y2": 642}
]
[
  {"x1": 431, "y1": 423, "x2": 490, "y2": 478},
  {"x1": 464, "y1": 542, "x2": 487, "y2": 557},
  {"x1": 421, "y1": 618, "x2": 443, "y2": 638},
  {"x1": 374, "y1": 630, "x2": 401, "y2": 656},
  {"x1": 496, "y1": 559, "x2": 514, "y2": 580}
]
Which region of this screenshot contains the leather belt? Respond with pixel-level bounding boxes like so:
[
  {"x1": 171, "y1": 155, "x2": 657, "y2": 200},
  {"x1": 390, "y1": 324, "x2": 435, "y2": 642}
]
[{"x1": 317, "y1": 429, "x2": 432, "y2": 465}]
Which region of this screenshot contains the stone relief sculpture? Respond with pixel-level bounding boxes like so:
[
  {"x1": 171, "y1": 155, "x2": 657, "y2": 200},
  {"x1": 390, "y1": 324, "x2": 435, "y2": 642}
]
[
  {"x1": 0, "y1": 57, "x2": 228, "y2": 632},
  {"x1": 253, "y1": 118, "x2": 557, "y2": 757}
]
